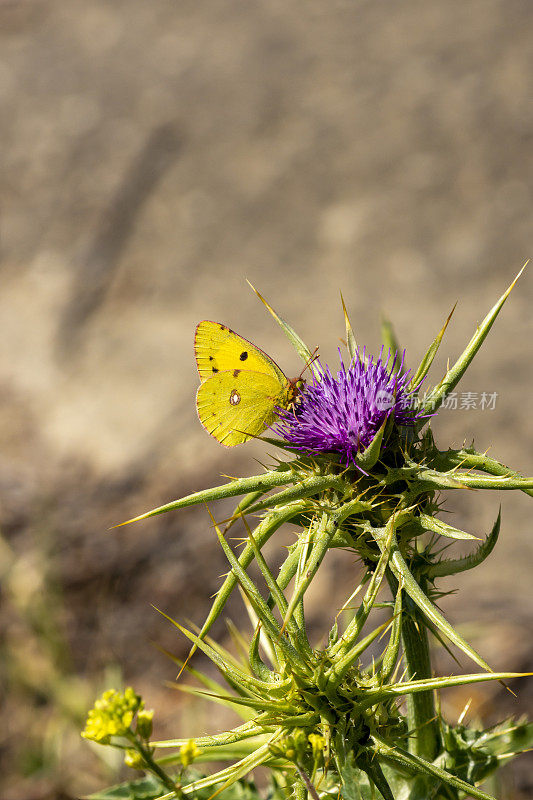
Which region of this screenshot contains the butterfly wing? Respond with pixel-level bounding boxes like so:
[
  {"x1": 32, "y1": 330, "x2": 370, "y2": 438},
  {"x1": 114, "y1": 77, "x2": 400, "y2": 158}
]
[
  {"x1": 195, "y1": 321, "x2": 287, "y2": 384},
  {"x1": 196, "y1": 370, "x2": 290, "y2": 446}
]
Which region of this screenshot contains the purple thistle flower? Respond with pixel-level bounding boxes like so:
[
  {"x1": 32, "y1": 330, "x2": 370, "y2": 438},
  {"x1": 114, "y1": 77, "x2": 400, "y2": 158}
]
[{"x1": 275, "y1": 348, "x2": 427, "y2": 465}]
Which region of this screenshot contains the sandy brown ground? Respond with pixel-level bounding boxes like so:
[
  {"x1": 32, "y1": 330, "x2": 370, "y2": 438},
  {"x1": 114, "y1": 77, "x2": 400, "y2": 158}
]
[{"x1": 0, "y1": 1, "x2": 532, "y2": 797}]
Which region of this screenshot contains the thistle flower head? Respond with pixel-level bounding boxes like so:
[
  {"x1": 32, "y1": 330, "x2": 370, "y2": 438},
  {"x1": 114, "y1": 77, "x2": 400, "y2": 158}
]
[{"x1": 275, "y1": 348, "x2": 425, "y2": 465}]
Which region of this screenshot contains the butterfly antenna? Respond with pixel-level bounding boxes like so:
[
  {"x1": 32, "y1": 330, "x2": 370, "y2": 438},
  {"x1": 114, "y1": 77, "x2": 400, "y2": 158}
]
[{"x1": 295, "y1": 346, "x2": 320, "y2": 384}]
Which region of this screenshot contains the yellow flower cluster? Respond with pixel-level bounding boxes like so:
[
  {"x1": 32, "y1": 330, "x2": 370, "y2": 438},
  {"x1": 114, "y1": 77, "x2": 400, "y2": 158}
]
[{"x1": 82, "y1": 687, "x2": 143, "y2": 744}]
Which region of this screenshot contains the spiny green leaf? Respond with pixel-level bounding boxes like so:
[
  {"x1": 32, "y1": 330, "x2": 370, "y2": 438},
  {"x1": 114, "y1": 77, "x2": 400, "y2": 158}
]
[
  {"x1": 239, "y1": 589, "x2": 279, "y2": 673},
  {"x1": 341, "y1": 293, "x2": 360, "y2": 364},
  {"x1": 371, "y1": 527, "x2": 495, "y2": 674},
  {"x1": 417, "y1": 514, "x2": 479, "y2": 541},
  {"x1": 373, "y1": 736, "x2": 498, "y2": 800},
  {"x1": 380, "y1": 315, "x2": 402, "y2": 375},
  {"x1": 360, "y1": 751, "x2": 396, "y2": 800},
  {"x1": 181, "y1": 740, "x2": 277, "y2": 797},
  {"x1": 242, "y1": 522, "x2": 291, "y2": 618},
  {"x1": 327, "y1": 619, "x2": 392, "y2": 684},
  {"x1": 282, "y1": 511, "x2": 338, "y2": 632},
  {"x1": 182, "y1": 501, "x2": 307, "y2": 670},
  {"x1": 380, "y1": 582, "x2": 403, "y2": 683},
  {"x1": 331, "y1": 513, "x2": 396, "y2": 658},
  {"x1": 383, "y1": 464, "x2": 465, "y2": 491},
  {"x1": 151, "y1": 722, "x2": 267, "y2": 749},
  {"x1": 154, "y1": 610, "x2": 270, "y2": 695},
  {"x1": 431, "y1": 447, "x2": 533, "y2": 499},
  {"x1": 355, "y1": 417, "x2": 388, "y2": 471},
  {"x1": 161, "y1": 650, "x2": 252, "y2": 720},
  {"x1": 208, "y1": 509, "x2": 304, "y2": 668},
  {"x1": 242, "y1": 474, "x2": 347, "y2": 516},
  {"x1": 477, "y1": 718, "x2": 533, "y2": 756},
  {"x1": 434, "y1": 718, "x2": 533, "y2": 788},
  {"x1": 364, "y1": 671, "x2": 532, "y2": 706},
  {"x1": 257, "y1": 710, "x2": 320, "y2": 728},
  {"x1": 114, "y1": 470, "x2": 297, "y2": 527},
  {"x1": 421, "y1": 263, "x2": 527, "y2": 416},
  {"x1": 410, "y1": 303, "x2": 456, "y2": 389},
  {"x1": 248, "y1": 625, "x2": 274, "y2": 682},
  {"x1": 169, "y1": 684, "x2": 255, "y2": 720},
  {"x1": 442, "y1": 472, "x2": 533, "y2": 491},
  {"x1": 427, "y1": 510, "x2": 501, "y2": 579},
  {"x1": 247, "y1": 281, "x2": 320, "y2": 378},
  {"x1": 186, "y1": 689, "x2": 293, "y2": 713},
  {"x1": 157, "y1": 743, "x2": 267, "y2": 766}
]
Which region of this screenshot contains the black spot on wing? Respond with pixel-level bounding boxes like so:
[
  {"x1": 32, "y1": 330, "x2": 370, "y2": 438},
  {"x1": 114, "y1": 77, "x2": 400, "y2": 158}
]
[
  {"x1": 240, "y1": 351, "x2": 248, "y2": 361},
  {"x1": 212, "y1": 367, "x2": 219, "y2": 373},
  {"x1": 233, "y1": 369, "x2": 241, "y2": 377}
]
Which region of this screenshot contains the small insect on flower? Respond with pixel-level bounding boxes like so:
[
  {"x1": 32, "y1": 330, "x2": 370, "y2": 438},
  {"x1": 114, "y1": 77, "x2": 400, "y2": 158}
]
[
  {"x1": 194, "y1": 321, "x2": 302, "y2": 446},
  {"x1": 275, "y1": 348, "x2": 426, "y2": 465}
]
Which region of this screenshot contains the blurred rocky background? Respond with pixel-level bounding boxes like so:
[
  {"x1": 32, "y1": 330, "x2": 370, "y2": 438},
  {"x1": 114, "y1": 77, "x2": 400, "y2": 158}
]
[{"x1": 0, "y1": 0, "x2": 531, "y2": 797}]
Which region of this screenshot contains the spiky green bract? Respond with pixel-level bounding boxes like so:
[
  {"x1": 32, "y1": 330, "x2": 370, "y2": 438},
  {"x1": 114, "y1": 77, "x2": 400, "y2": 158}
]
[
  {"x1": 96, "y1": 274, "x2": 531, "y2": 800},
  {"x1": 420, "y1": 263, "x2": 526, "y2": 417}
]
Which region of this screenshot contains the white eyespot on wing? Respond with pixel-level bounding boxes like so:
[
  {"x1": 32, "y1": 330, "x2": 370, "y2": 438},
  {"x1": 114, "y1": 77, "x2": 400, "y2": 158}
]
[{"x1": 196, "y1": 371, "x2": 287, "y2": 446}]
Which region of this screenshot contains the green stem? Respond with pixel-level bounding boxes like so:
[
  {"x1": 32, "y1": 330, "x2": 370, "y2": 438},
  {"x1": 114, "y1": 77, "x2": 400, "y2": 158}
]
[
  {"x1": 397, "y1": 579, "x2": 440, "y2": 761},
  {"x1": 130, "y1": 734, "x2": 179, "y2": 795},
  {"x1": 295, "y1": 766, "x2": 320, "y2": 800}
]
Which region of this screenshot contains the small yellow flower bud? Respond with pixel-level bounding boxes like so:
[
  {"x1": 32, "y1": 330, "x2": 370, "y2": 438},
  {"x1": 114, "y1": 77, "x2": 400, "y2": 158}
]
[
  {"x1": 136, "y1": 708, "x2": 154, "y2": 739},
  {"x1": 180, "y1": 739, "x2": 201, "y2": 767},
  {"x1": 308, "y1": 733, "x2": 326, "y2": 757},
  {"x1": 124, "y1": 748, "x2": 145, "y2": 769}
]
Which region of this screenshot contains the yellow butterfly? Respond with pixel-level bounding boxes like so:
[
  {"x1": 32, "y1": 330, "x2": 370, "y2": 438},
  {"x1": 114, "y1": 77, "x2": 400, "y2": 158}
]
[{"x1": 195, "y1": 320, "x2": 299, "y2": 446}]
